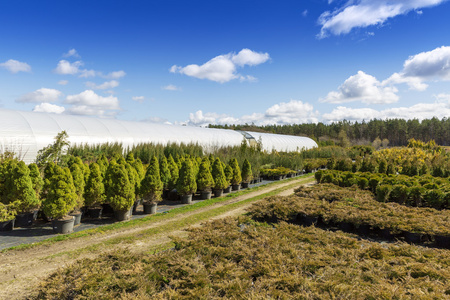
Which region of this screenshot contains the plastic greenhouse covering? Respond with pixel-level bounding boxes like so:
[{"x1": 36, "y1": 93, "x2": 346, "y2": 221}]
[{"x1": 0, "y1": 109, "x2": 318, "y2": 163}]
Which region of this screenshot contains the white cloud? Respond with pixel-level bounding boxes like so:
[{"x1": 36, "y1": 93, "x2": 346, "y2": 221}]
[
  {"x1": 321, "y1": 71, "x2": 399, "y2": 104},
  {"x1": 384, "y1": 46, "x2": 450, "y2": 90},
  {"x1": 16, "y1": 88, "x2": 63, "y2": 103},
  {"x1": 132, "y1": 96, "x2": 145, "y2": 102},
  {"x1": 302, "y1": 10, "x2": 308, "y2": 17},
  {"x1": 104, "y1": 70, "x2": 126, "y2": 79},
  {"x1": 322, "y1": 100, "x2": 450, "y2": 123},
  {"x1": 0, "y1": 59, "x2": 31, "y2": 73},
  {"x1": 33, "y1": 103, "x2": 65, "y2": 114},
  {"x1": 85, "y1": 80, "x2": 119, "y2": 90},
  {"x1": 63, "y1": 49, "x2": 80, "y2": 58},
  {"x1": 54, "y1": 60, "x2": 83, "y2": 75},
  {"x1": 187, "y1": 100, "x2": 318, "y2": 127},
  {"x1": 65, "y1": 90, "x2": 120, "y2": 117},
  {"x1": 170, "y1": 48, "x2": 270, "y2": 83},
  {"x1": 318, "y1": 0, "x2": 447, "y2": 38},
  {"x1": 58, "y1": 80, "x2": 69, "y2": 85},
  {"x1": 162, "y1": 84, "x2": 181, "y2": 91}
]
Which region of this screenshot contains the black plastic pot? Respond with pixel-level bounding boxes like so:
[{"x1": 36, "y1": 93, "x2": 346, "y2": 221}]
[
  {"x1": 15, "y1": 210, "x2": 38, "y2": 227},
  {"x1": 181, "y1": 194, "x2": 192, "y2": 204},
  {"x1": 143, "y1": 202, "x2": 158, "y2": 214},
  {"x1": 0, "y1": 219, "x2": 15, "y2": 231},
  {"x1": 232, "y1": 184, "x2": 241, "y2": 191},
  {"x1": 223, "y1": 186, "x2": 232, "y2": 193},
  {"x1": 201, "y1": 191, "x2": 212, "y2": 200},
  {"x1": 70, "y1": 211, "x2": 82, "y2": 226},
  {"x1": 241, "y1": 182, "x2": 250, "y2": 189},
  {"x1": 88, "y1": 207, "x2": 103, "y2": 219},
  {"x1": 114, "y1": 209, "x2": 131, "y2": 221},
  {"x1": 52, "y1": 216, "x2": 75, "y2": 234},
  {"x1": 213, "y1": 189, "x2": 223, "y2": 197}
]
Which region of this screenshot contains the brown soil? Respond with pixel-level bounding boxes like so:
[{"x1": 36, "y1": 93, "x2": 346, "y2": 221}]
[{"x1": 0, "y1": 177, "x2": 313, "y2": 300}]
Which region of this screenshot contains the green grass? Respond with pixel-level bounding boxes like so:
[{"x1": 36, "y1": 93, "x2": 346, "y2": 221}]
[{"x1": 2, "y1": 174, "x2": 314, "y2": 253}]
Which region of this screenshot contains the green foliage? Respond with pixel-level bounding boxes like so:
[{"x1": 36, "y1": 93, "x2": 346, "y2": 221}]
[
  {"x1": 224, "y1": 164, "x2": 233, "y2": 184},
  {"x1": 36, "y1": 130, "x2": 70, "y2": 167},
  {"x1": 84, "y1": 163, "x2": 106, "y2": 208},
  {"x1": 229, "y1": 158, "x2": 242, "y2": 185},
  {"x1": 0, "y1": 202, "x2": 16, "y2": 222},
  {"x1": 132, "y1": 158, "x2": 145, "y2": 195},
  {"x1": 104, "y1": 163, "x2": 135, "y2": 211},
  {"x1": 167, "y1": 155, "x2": 179, "y2": 190},
  {"x1": 140, "y1": 156, "x2": 163, "y2": 203},
  {"x1": 176, "y1": 159, "x2": 197, "y2": 195},
  {"x1": 69, "y1": 163, "x2": 85, "y2": 210},
  {"x1": 196, "y1": 157, "x2": 214, "y2": 191},
  {"x1": 6, "y1": 161, "x2": 40, "y2": 213},
  {"x1": 28, "y1": 163, "x2": 43, "y2": 199},
  {"x1": 211, "y1": 158, "x2": 228, "y2": 190},
  {"x1": 241, "y1": 159, "x2": 253, "y2": 183},
  {"x1": 42, "y1": 166, "x2": 77, "y2": 219},
  {"x1": 159, "y1": 156, "x2": 171, "y2": 190}
]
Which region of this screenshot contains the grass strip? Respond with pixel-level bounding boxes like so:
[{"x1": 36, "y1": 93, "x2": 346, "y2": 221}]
[{"x1": 3, "y1": 175, "x2": 313, "y2": 253}]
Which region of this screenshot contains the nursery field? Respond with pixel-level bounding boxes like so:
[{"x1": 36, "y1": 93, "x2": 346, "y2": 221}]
[{"x1": 0, "y1": 175, "x2": 314, "y2": 300}]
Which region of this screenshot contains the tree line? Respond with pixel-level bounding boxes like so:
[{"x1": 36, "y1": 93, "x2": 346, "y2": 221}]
[{"x1": 208, "y1": 117, "x2": 450, "y2": 146}]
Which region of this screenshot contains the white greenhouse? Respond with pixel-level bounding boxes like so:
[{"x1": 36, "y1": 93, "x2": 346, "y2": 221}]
[{"x1": 0, "y1": 109, "x2": 318, "y2": 163}]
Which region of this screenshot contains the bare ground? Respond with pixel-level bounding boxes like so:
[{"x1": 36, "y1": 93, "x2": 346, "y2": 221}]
[{"x1": 0, "y1": 177, "x2": 313, "y2": 300}]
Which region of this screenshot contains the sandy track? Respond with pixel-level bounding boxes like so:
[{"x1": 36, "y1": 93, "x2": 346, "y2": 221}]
[{"x1": 0, "y1": 177, "x2": 313, "y2": 299}]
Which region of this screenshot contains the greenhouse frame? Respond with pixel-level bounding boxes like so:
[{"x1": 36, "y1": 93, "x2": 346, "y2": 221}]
[{"x1": 0, "y1": 109, "x2": 318, "y2": 163}]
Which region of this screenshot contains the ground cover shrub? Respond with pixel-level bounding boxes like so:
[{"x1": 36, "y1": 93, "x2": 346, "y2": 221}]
[
  {"x1": 248, "y1": 183, "x2": 450, "y2": 236},
  {"x1": 34, "y1": 217, "x2": 450, "y2": 299}
]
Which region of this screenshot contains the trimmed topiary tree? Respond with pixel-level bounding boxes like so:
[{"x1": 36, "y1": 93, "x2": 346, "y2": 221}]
[
  {"x1": 7, "y1": 161, "x2": 40, "y2": 214},
  {"x1": 167, "y1": 155, "x2": 179, "y2": 191},
  {"x1": 84, "y1": 163, "x2": 106, "y2": 209},
  {"x1": 104, "y1": 162, "x2": 135, "y2": 220},
  {"x1": 42, "y1": 166, "x2": 77, "y2": 220},
  {"x1": 212, "y1": 158, "x2": 227, "y2": 197},
  {"x1": 140, "y1": 156, "x2": 163, "y2": 204},
  {"x1": 229, "y1": 158, "x2": 242, "y2": 189},
  {"x1": 197, "y1": 157, "x2": 214, "y2": 199},
  {"x1": 241, "y1": 159, "x2": 253, "y2": 183},
  {"x1": 28, "y1": 163, "x2": 43, "y2": 200},
  {"x1": 69, "y1": 163, "x2": 85, "y2": 213},
  {"x1": 177, "y1": 159, "x2": 197, "y2": 204},
  {"x1": 160, "y1": 156, "x2": 171, "y2": 192}
]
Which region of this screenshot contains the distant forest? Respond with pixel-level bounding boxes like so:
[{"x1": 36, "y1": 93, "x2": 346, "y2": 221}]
[{"x1": 208, "y1": 117, "x2": 450, "y2": 146}]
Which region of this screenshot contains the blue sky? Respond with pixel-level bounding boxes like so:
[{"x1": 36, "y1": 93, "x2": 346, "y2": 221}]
[{"x1": 1, "y1": 0, "x2": 450, "y2": 126}]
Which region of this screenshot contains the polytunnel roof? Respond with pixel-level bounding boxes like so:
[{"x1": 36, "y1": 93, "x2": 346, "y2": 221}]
[{"x1": 0, "y1": 109, "x2": 317, "y2": 163}]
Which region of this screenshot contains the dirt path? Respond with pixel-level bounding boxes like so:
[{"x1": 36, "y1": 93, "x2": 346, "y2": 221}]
[{"x1": 0, "y1": 177, "x2": 313, "y2": 300}]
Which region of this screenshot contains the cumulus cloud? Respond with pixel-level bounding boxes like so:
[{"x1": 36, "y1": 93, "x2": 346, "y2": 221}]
[
  {"x1": 322, "y1": 100, "x2": 450, "y2": 123},
  {"x1": 321, "y1": 71, "x2": 399, "y2": 104},
  {"x1": 318, "y1": 0, "x2": 447, "y2": 38},
  {"x1": 33, "y1": 103, "x2": 65, "y2": 114},
  {"x1": 58, "y1": 80, "x2": 69, "y2": 85},
  {"x1": 170, "y1": 48, "x2": 270, "y2": 83},
  {"x1": 65, "y1": 90, "x2": 120, "y2": 117},
  {"x1": 0, "y1": 59, "x2": 31, "y2": 73},
  {"x1": 85, "y1": 80, "x2": 119, "y2": 90},
  {"x1": 162, "y1": 84, "x2": 181, "y2": 91},
  {"x1": 104, "y1": 70, "x2": 126, "y2": 79},
  {"x1": 187, "y1": 100, "x2": 319, "y2": 127},
  {"x1": 63, "y1": 49, "x2": 80, "y2": 58},
  {"x1": 16, "y1": 88, "x2": 63, "y2": 103},
  {"x1": 54, "y1": 60, "x2": 83, "y2": 75},
  {"x1": 384, "y1": 46, "x2": 450, "y2": 90}
]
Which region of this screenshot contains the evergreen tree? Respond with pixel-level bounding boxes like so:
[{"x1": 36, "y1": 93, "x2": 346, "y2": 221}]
[
  {"x1": 97, "y1": 154, "x2": 109, "y2": 178},
  {"x1": 224, "y1": 164, "x2": 233, "y2": 185},
  {"x1": 241, "y1": 159, "x2": 253, "y2": 183},
  {"x1": 104, "y1": 163, "x2": 135, "y2": 211},
  {"x1": 167, "y1": 155, "x2": 179, "y2": 190},
  {"x1": 69, "y1": 163, "x2": 85, "y2": 211},
  {"x1": 160, "y1": 156, "x2": 171, "y2": 190},
  {"x1": 28, "y1": 163, "x2": 43, "y2": 200},
  {"x1": 212, "y1": 158, "x2": 228, "y2": 190},
  {"x1": 132, "y1": 158, "x2": 145, "y2": 198},
  {"x1": 177, "y1": 159, "x2": 197, "y2": 195},
  {"x1": 7, "y1": 161, "x2": 40, "y2": 213},
  {"x1": 35, "y1": 130, "x2": 70, "y2": 166},
  {"x1": 229, "y1": 158, "x2": 242, "y2": 185},
  {"x1": 42, "y1": 166, "x2": 77, "y2": 219},
  {"x1": 84, "y1": 163, "x2": 106, "y2": 208},
  {"x1": 197, "y1": 157, "x2": 214, "y2": 191},
  {"x1": 140, "y1": 156, "x2": 163, "y2": 203}
]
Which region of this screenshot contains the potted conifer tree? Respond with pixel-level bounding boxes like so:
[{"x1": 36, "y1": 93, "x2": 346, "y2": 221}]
[
  {"x1": 159, "y1": 156, "x2": 171, "y2": 199},
  {"x1": 177, "y1": 159, "x2": 197, "y2": 204},
  {"x1": 167, "y1": 155, "x2": 179, "y2": 200},
  {"x1": 212, "y1": 158, "x2": 228, "y2": 197},
  {"x1": 241, "y1": 159, "x2": 253, "y2": 189},
  {"x1": 84, "y1": 163, "x2": 106, "y2": 218},
  {"x1": 223, "y1": 164, "x2": 233, "y2": 193},
  {"x1": 229, "y1": 158, "x2": 242, "y2": 191},
  {"x1": 42, "y1": 166, "x2": 78, "y2": 233},
  {"x1": 104, "y1": 163, "x2": 135, "y2": 221},
  {"x1": 0, "y1": 203, "x2": 16, "y2": 231},
  {"x1": 6, "y1": 161, "x2": 40, "y2": 227},
  {"x1": 140, "y1": 156, "x2": 163, "y2": 214},
  {"x1": 68, "y1": 163, "x2": 85, "y2": 225},
  {"x1": 197, "y1": 157, "x2": 214, "y2": 200}
]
